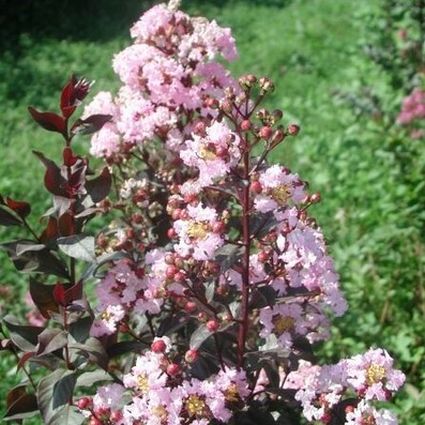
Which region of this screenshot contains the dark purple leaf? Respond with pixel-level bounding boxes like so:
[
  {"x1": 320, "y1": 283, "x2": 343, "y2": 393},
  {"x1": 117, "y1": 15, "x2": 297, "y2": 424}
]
[
  {"x1": 71, "y1": 114, "x2": 112, "y2": 136},
  {"x1": 30, "y1": 278, "x2": 59, "y2": 319},
  {"x1": 3, "y1": 315, "x2": 44, "y2": 351},
  {"x1": 5, "y1": 197, "x2": 31, "y2": 219},
  {"x1": 60, "y1": 75, "x2": 91, "y2": 118},
  {"x1": 85, "y1": 167, "x2": 111, "y2": 204},
  {"x1": 5, "y1": 386, "x2": 38, "y2": 421},
  {"x1": 57, "y1": 235, "x2": 95, "y2": 262},
  {"x1": 33, "y1": 151, "x2": 68, "y2": 197},
  {"x1": 36, "y1": 329, "x2": 68, "y2": 356},
  {"x1": 28, "y1": 107, "x2": 66, "y2": 135},
  {"x1": 0, "y1": 205, "x2": 23, "y2": 226}
]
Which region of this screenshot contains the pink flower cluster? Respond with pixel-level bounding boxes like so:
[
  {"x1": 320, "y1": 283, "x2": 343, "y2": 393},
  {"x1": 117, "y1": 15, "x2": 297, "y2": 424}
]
[
  {"x1": 84, "y1": 2, "x2": 237, "y2": 159},
  {"x1": 396, "y1": 88, "x2": 425, "y2": 139},
  {"x1": 286, "y1": 348, "x2": 405, "y2": 424},
  {"x1": 78, "y1": 344, "x2": 249, "y2": 425}
]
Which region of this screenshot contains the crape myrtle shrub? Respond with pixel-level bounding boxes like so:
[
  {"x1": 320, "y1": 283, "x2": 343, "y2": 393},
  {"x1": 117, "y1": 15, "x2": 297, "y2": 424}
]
[{"x1": 0, "y1": 2, "x2": 406, "y2": 424}]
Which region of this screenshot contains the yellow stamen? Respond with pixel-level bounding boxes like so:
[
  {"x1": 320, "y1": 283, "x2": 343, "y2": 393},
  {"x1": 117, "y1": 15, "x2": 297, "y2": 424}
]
[
  {"x1": 137, "y1": 374, "x2": 149, "y2": 393},
  {"x1": 152, "y1": 405, "x2": 167, "y2": 420},
  {"x1": 271, "y1": 184, "x2": 291, "y2": 205},
  {"x1": 187, "y1": 221, "x2": 210, "y2": 240},
  {"x1": 199, "y1": 145, "x2": 217, "y2": 160},
  {"x1": 272, "y1": 315, "x2": 295, "y2": 335},
  {"x1": 225, "y1": 384, "x2": 239, "y2": 402},
  {"x1": 185, "y1": 395, "x2": 206, "y2": 417},
  {"x1": 366, "y1": 364, "x2": 386, "y2": 385}
]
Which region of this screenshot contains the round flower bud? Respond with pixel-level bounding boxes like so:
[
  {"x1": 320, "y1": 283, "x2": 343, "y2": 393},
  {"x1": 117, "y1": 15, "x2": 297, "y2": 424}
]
[
  {"x1": 212, "y1": 221, "x2": 225, "y2": 234},
  {"x1": 174, "y1": 271, "x2": 186, "y2": 283},
  {"x1": 172, "y1": 208, "x2": 182, "y2": 220},
  {"x1": 287, "y1": 124, "x2": 300, "y2": 135},
  {"x1": 151, "y1": 339, "x2": 167, "y2": 353},
  {"x1": 194, "y1": 121, "x2": 206, "y2": 135},
  {"x1": 166, "y1": 265, "x2": 178, "y2": 279},
  {"x1": 309, "y1": 192, "x2": 321, "y2": 204},
  {"x1": 271, "y1": 129, "x2": 285, "y2": 144},
  {"x1": 258, "y1": 250, "x2": 270, "y2": 263},
  {"x1": 185, "y1": 301, "x2": 197, "y2": 313},
  {"x1": 167, "y1": 228, "x2": 177, "y2": 239},
  {"x1": 76, "y1": 397, "x2": 92, "y2": 410},
  {"x1": 240, "y1": 120, "x2": 251, "y2": 131},
  {"x1": 167, "y1": 363, "x2": 181, "y2": 376},
  {"x1": 250, "y1": 180, "x2": 262, "y2": 194},
  {"x1": 185, "y1": 349, "x2": 199, "y2": 363},
  {"x1": 165, "y1": 254, "x2": 175, "y2": 265},
  {"x1": 259, "y1": 77, "x2": 275, "y2": 93},
  {"x1": 206, "y1": 320, "x2": 219, "y2": 332},
  {"x1": 259, "y1": 126, "x2": 273, "y2": 140}
]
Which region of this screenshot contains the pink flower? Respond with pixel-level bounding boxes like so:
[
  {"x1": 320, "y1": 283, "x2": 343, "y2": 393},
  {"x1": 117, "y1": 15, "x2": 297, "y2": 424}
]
[
  {"x1": 90, "y1": 304, "x2": 126, "y2": 337},
  {"x1": 345, "y1": 348, "x2": 405, "y2": 401},
  {"x1": 173, "y1": 203, "x2": 224, "y2": 260}
]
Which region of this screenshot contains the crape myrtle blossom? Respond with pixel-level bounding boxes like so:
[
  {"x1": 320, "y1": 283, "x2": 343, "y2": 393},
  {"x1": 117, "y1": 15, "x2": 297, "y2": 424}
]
[
  {"x1": 180, "y1": 120, "x2": 242, "y2": 189},
  {"x1": 396, "y1": 88, "x2": 425, "y2": 126},
  {"x1": 253, "y1": 165, "x2": 306, "y2": 214},
  {"x1": 172, "y1": 203, "x2": 225, "y2": 261},
  {"x1": 285, "y1": 349, "x2": 405, "y2": 424},
  {"x1": 84, "y1": 2, "x2": 238, "y2": 160}
]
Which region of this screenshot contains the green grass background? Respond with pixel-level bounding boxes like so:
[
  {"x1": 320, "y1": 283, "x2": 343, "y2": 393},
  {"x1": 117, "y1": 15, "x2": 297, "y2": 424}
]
[{"x1": 1, "y1": 0, "x2": 424, "y2": 423}]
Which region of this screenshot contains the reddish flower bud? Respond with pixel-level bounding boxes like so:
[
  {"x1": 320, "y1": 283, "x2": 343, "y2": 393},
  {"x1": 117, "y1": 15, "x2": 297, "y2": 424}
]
[
  {"x1": 259, "y1": 126, "x2": 273, "y2": 140},
  {"x1": 151, "y1": 339, "x2": 167, "y2": 353},
  {"x1": 258, "y1": 250, "x2": 270, "y2": 263},
  {"x1": 212, "y1": 221, "x2": 225, "y2": 234},
  {"x1": 185, "y1": 301, "x2": 197, "y2": 313},
  {"x1": 240, "y1": 120, "x2": 251, "y2": 131},
  {"x1": 167, "y1": 228, "x2": 177, "y2": 239},
  {"x1": 194, "y1": 121, "x2": 206, "y2": 135},
  {"x1": 287, "y1": 124, "x2": 300, "y2": 135},
  {"x1": 185, "y1": 349, "x2": 199, "y2": 363},
  {"x1": 309, "y1": 192, "x2": 321, "y2": 204},
  {"x1": 76, "y1": 397, "x2": 92, "y2": 410},
  {"x1": 167, "y1": 363, "x2": 181, "y2": 376},
  {"x1": 166, "y1": 265, "x2": 178, "y2": 279},
  {"x1": 206, "y1": 320, "x2": 219, "y2": 332},
  {"x1": 250, "y1": 180, "x2": 262, "y2": 194}
]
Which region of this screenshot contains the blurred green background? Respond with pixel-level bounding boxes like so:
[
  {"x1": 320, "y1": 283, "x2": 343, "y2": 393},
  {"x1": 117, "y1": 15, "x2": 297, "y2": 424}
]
[{"x1": 0, "y1": 0, "x2": 424, "y2": 423}]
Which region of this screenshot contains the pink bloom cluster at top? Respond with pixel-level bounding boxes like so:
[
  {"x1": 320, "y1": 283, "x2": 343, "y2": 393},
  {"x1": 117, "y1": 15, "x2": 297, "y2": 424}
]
[
  {"x1": 285, "y1": 348, "x2": 405, "y2": 424},
  {"x1": 84, "y1": 2, "x2": 238, "y2": 158},
  {"x1": 396, "y1": 88, "x2": 425, "y2": 127}
]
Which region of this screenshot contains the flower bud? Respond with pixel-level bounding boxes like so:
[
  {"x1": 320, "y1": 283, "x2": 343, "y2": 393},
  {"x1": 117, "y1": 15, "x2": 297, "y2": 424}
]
[
  {"x1": 309, "y1": 192, "x2": 321, "y2": 204},
  {"x1": 167, "y1": 363, "x2": 181, "y2": 376},
  {"x1": 174, "y1": 271, "x2": 186, "y2": 283},
  {"x1": 215, "y1": 146, "x2": 229, "y2": 158},
  {"x1": 272, "y1": 109, "x2": 283, "y2": 121},
  {"x1": 259, "y1": 77, "x2": 274, "y2": 93},
  {"x1": 250, "y1": 180, "x2": 262, "y2": 194},
  {"x1": 185, "y1": 349, "x2": 199, "y2": 363},
  {"x1": 258, "y1": 250, "x2": 270, "y2": 263},
  {"x1": 206, "y1": 320, "x2": 219, "y2": 332},
  {"x1": 166, "y1": 265, "x2": 178, "y2": 279},
  {"x1": 259, "y1": 126, "x2": 273, "y2": 140},
  {"x1": 76, "y1": 397, "x2": 92, "y2": 410},
  {"x1": 240, "y1": 120, "x2": 251, "y2": 131},
  {"x1": 193, "y1": 121, "x2": 206, "y2": 135},
  {"x1": 171, "y1": 208, "x2": 182, "y2": 221},
  {"x1": 271, "y1": 129, "x2": 285, "y2": 144},
  {"x1": 165, "y1": 254, "x2": 175, "y2": 265},
  {"x1": 185, "y1": 301, "x2": 197, "y2": 313},
  {"x1": 287, "y1": 124, "x2": 300, "y2": 135},
  {"x1": 167, "y1": 228, "x2": 177, "y2": 239},
  {"x1": 212, "y1": 221, "x2": 225, "y2": 234},
  {"x1": 151, "y1": 339, "x2": 167, "y2": 353}
]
